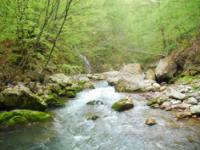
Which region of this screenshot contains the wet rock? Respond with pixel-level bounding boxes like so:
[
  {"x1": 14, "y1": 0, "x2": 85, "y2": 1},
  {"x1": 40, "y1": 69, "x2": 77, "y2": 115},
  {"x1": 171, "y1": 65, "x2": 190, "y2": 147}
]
[
  {"x1": 85, "y1": 113, "x2": 99, "y2": 121},
  {"x1": 0, "y1": 109, "x2": 51, "y2": 130},
  {"x1": 190, "y1": 105, "x2": 200, "y2": 114},
  {"x1": 0, "y1": 84, "x2": 47, "y2": 110},
  {"x1": 155, "y1": 56, "x2": 177, "y2": 82},
  {"x1": 112, "y1": 98, "x2": 134, "y2": 112},
  {"x1": 176, "y1": 111, "x2": 192, "y2": 119},
  {"x1": 147, "y1": 99, "x2": 158, "y2": 107},
  {"x1": 185, "y1": 97, "x2": 198, "y2": 105},
  {"x1": 147, "y1": 98, "x2": 164, "y2": 108},
  {"x1": 86, "y1": 100, "x2": 104, "y2": 105},
  {"x1": 145, "y1": 117, "x2": 157, "y2": 126}
]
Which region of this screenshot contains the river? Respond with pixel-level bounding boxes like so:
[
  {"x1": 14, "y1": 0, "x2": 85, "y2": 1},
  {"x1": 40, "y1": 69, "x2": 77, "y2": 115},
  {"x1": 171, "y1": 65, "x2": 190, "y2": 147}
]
[{"x1": 0, "y1": 81, "x2": 200, "y2": 150}]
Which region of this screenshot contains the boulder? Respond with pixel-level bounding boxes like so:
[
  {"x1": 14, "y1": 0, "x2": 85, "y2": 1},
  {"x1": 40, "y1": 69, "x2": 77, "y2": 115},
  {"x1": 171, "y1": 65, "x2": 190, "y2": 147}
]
[
  {"x1": 85, "y1": 113, "x2": 99, "y2": 121},
  {"x1": 103, "y1": 71, "x2": 120, "y2": 86},
  {"x1": 190, "y1": 105, "x2": 200, "y2": 114},
  {"x1": 155, "y1": 56, "x2": 177, "y2": 82},
  {"x1": 0, "y1": 109, "x2": 51, "y2": 130},
  {"x1": 120, "y1": 63, "x2": 143, "y2": 75},
  {"x1": 115, "y1": 79, "x2": 141, "y2": 92},
  {"x1": 112, "y1": 98, "x2": 134, "y2": 111},
  {"x1": 47, "y1": 73, "x2": 73, "y2": 87},
  {"x1": 145, "y1": 117, "x2": 157, "y2": 126},
  {"x1": 0, "y1": 85, "x2": 47, "y2": 110},
  {"x1": 86, "y1": 100, "x2": 104, "y2": 105}
]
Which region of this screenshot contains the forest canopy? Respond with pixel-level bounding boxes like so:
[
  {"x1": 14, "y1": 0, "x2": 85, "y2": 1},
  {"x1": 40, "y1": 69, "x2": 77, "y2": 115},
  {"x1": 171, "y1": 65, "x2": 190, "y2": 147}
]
[{"x1": 0, "y1": 0, "x2": 200, "y2": 75}]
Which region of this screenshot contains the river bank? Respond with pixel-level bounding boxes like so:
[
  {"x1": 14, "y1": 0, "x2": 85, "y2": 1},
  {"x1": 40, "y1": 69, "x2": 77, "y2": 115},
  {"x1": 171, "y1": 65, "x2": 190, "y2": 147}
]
[{"x1": 0, "y1": 81, "x2": 200, "y2": 150}]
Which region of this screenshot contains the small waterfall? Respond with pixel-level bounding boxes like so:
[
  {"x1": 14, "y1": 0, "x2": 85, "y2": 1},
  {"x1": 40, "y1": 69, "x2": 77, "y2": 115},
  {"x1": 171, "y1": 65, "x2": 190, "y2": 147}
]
[{"x1": 79, "y1": 54, "x2": 92, "y2": 74}]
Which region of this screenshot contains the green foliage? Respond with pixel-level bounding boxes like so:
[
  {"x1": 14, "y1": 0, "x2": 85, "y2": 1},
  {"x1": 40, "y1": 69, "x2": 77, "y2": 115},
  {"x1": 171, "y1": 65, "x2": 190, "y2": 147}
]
[
  {"x1": 58, "y1": 64, "x2": 82, "y2": 74},
  {"x1": 0, "y1": 0, "x2": 199, "y2": 74}
]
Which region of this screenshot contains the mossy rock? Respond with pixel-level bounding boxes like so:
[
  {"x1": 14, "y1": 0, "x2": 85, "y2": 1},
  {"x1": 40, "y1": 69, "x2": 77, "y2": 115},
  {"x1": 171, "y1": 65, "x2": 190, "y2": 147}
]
[
  {"x1": 0, "y1": 109, "x2": 51, "y2": 130},
  {"x1": 85, "y1": 113, "x2": 99, "y2": 121},
  {"x1": 86, "y1": 100, "x2": 104, "y2": 105},
  {"x1": 43, "y1": 94, "x2": 65, "y2": 107},
  {"x1": 112, "y1": 98, "x2": 134, "y2": 112},
  {"x1": 147, "y1": 99, "x2": 159, "y2": 107},
  {"x1": 65, "y1": 91, "x2": 76, "y2": 98},
  {"x1": 58, "y1": 89, "x2": 76, "y2": 98},
  {"x1": 0, "y1": 85, "x2": 47, "y2": 111}
]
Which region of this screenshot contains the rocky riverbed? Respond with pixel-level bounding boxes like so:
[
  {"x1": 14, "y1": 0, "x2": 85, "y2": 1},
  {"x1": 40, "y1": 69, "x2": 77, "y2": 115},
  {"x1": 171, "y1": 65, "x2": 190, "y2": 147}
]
[
  {"x1": 0, "y1": 81, "x2": 200, "y2": 150},
  {"x1": 0, "y1": 63, "x2": 200, "y2": 130}
]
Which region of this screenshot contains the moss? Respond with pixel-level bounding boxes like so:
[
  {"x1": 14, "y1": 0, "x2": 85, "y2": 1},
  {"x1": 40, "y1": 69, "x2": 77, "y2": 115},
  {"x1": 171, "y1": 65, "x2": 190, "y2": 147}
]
[
  {"x1": 43, "y1": 94, "x2": 65, "y2": 107},
  {"x1": 65, "y1": 91, "x2": 76, "y2": 98},
  {"x1": 0, "y1": 109, "x2": 51, "y2": 129},
  {"x1": 175, "y1": 75, "x2": 195, "y2": 84}
]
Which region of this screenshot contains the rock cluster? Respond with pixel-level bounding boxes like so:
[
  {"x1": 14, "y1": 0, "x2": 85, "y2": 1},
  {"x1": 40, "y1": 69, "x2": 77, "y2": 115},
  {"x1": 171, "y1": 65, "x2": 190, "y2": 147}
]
[
  {"x1": 146, "y1": 83, "x2": 200, "y2": 119},
  {"x1": 0, "y1": 73, "x2": 94, "y2": 129},
  {"x1": 103, "y1": 64, "x2": 160, "y2": 93}
]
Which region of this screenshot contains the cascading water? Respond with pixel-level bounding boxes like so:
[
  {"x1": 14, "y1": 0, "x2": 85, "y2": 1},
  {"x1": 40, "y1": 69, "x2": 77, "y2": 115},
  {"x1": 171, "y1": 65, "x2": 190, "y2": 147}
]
[
  {"x1": 79, "y1": 54, "x2": 92, "y2": 74},
  {"x1": 0, "y1": 81, "x2": 200, "y2": 150}
]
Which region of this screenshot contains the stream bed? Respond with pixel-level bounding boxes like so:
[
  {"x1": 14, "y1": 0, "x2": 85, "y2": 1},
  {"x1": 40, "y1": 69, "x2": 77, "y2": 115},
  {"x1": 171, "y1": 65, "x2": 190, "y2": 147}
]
[{"x1": 0, "y1": 81, "x2": 200, "y2": 150}]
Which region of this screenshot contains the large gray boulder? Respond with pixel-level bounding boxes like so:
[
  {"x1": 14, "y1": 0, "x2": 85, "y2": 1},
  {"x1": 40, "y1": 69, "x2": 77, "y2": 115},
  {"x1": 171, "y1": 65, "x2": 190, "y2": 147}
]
[
  {"x1": 155, "y1": 56, "x2": 177, "y2": 82},
  {"x1": 104, "y1": 64, "x2": 160, "y2": 92},
  {"x1": 120, "y1": 63, "x2": 143, "y2": 75}
]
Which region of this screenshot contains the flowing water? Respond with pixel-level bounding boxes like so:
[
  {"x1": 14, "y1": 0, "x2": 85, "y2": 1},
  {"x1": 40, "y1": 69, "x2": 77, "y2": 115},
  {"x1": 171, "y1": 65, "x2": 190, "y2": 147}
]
[{"x1": 0, "y1": 81, "x2": 200, "y2": 150}]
